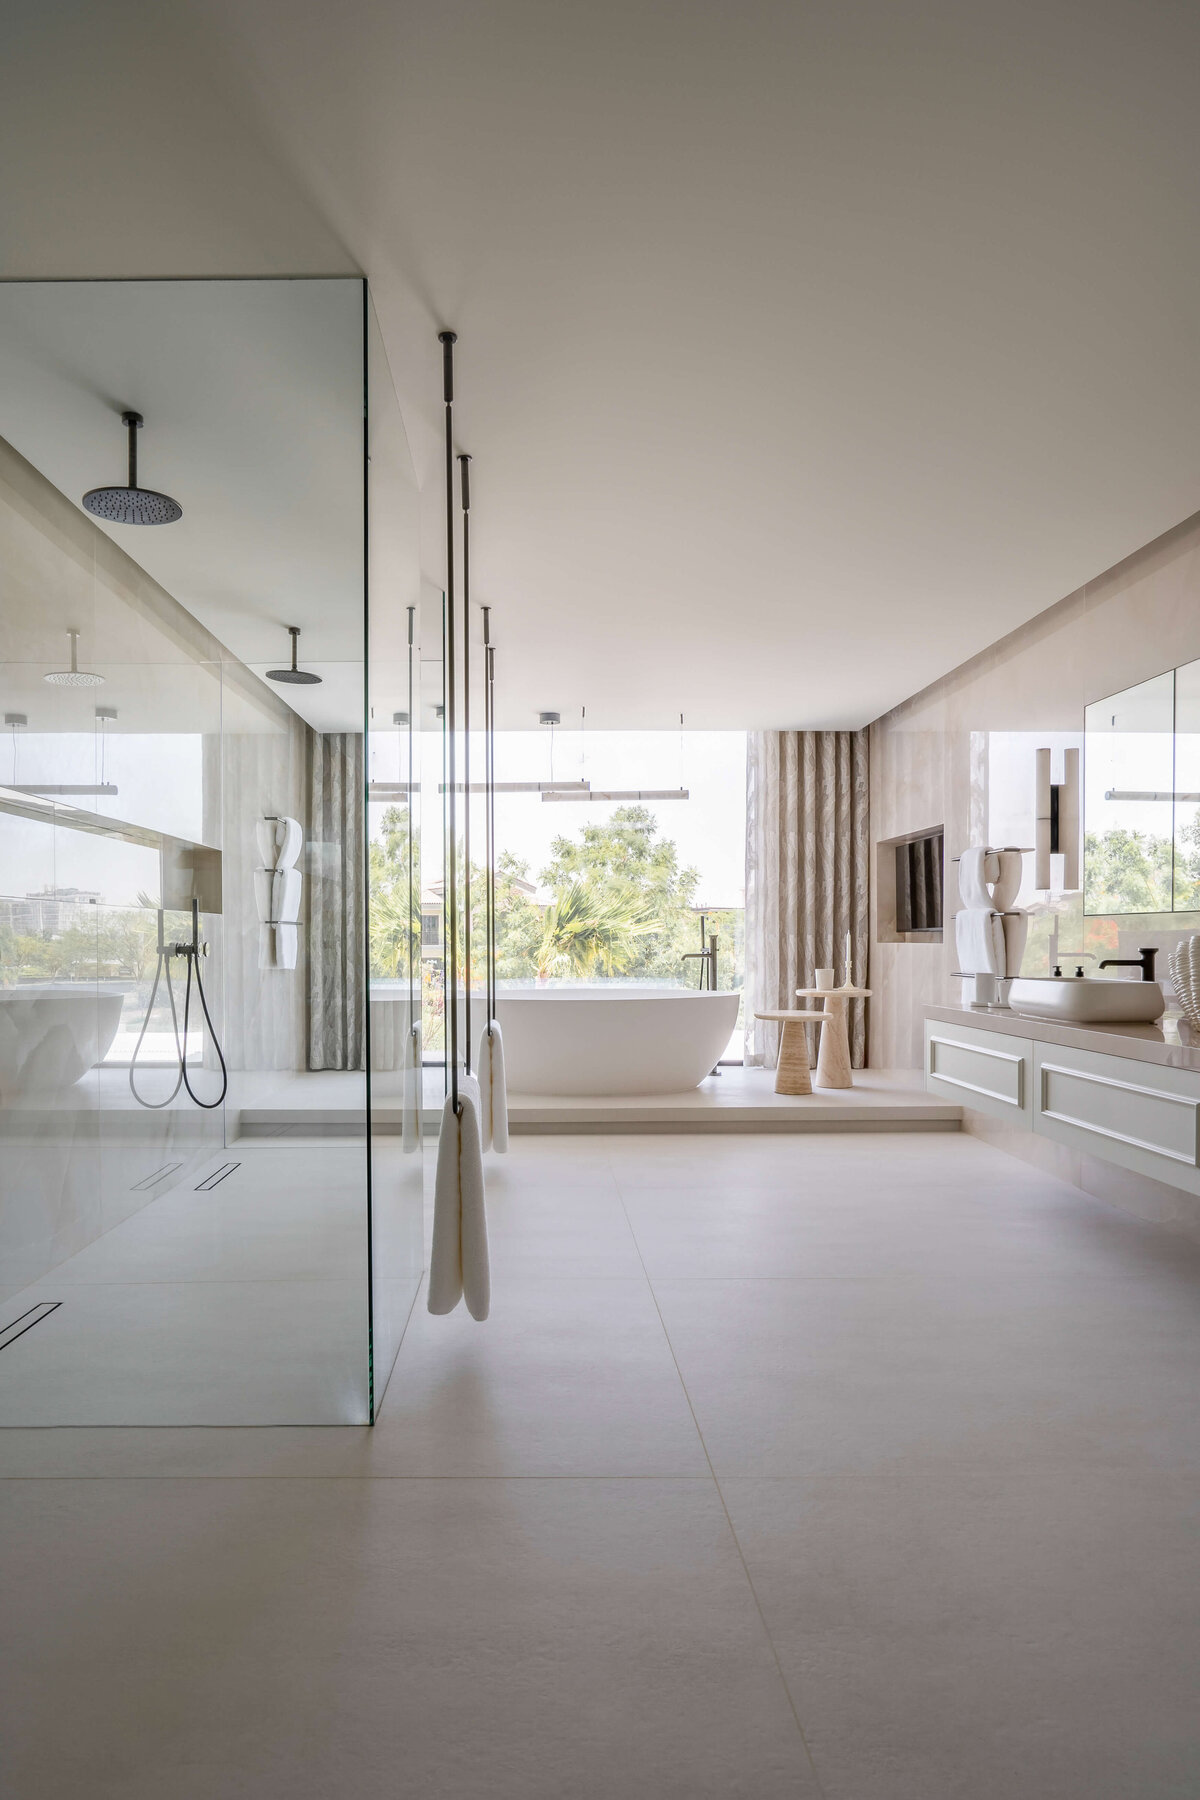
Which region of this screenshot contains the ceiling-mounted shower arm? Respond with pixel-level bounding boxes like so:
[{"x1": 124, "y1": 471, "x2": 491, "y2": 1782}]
[
  {"x1": 123, "y1": 411, "x2": 142, "y2": 490},
  {"x1": 265, "y1": 625, "x2": 321, "y2": 685},
  {"x1": 82, "y1": 410, "x2": 181, "y2": 525}
]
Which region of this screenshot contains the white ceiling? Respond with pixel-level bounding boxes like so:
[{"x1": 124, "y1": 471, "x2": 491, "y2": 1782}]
[
  {"x1": 0, "y1": 280, "x2": 371, "y2": 733},
  {"x1": 3, "y1": 1, "x2": 1200, "y2": 729}
]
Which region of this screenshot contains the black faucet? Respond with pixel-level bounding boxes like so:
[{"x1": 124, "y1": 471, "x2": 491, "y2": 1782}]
[{"x1": 1098, "y1": 947, "x2": 1158, "y2": 982}]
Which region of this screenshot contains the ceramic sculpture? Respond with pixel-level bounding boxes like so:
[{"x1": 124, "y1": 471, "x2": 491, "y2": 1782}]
[{"x1": 1168, "y1": 935, "x2": 1200, "y2": 1030}]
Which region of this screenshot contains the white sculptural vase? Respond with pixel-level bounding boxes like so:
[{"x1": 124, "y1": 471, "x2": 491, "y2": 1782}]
[{"x1": 1169, "y1": 936, "x2": 1200, "y2": 1031}]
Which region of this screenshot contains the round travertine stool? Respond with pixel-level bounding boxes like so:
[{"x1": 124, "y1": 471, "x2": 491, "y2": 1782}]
[
  {"x1": 794, "y1": 987, "x2": 872, "y2": 1089},
  {"x1": 754, "y1": 1010, "x2": 829, "y2": 1096}
]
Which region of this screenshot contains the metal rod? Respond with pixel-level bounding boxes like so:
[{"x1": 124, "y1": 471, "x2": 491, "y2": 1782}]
[
  {"x1": 439, "y1": 330, "x2": 459, "y2": 1110},
  {"x1": 123, "y1": 410, "x2": 141, "y2": 490},
  {"x1": 484, "y1": 609, "x2": 496, "y2": 1028},
  {"x1": 407, "y1": 605, "x2": 416, "y2": 1054},
  {"x1": 459, "y1": 453, "x2": 472, "y2": 1075}
]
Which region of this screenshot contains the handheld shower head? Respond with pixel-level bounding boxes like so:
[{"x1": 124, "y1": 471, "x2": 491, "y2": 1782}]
[
  {"x1": 266, "y1": 626, "x2": 322, "y2": 685},
  {"x1": 83, "y1": 412, "x2": 182, "y2": 526}
]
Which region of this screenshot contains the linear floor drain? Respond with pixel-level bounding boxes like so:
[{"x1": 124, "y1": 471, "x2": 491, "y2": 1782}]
[
  {"x1": 0, "y1": 1301, "x2": 61, "y2": 1353},
  {"x1": 132, "y1": 1161, "x2": 184, "y2": 1192},
  {"x1": 195, "y1": 1162, "x2": 240, "y2": 1191}
]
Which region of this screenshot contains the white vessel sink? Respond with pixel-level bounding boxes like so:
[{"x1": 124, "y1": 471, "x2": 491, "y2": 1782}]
[{"x1": 1008, "y1": 976, "x2": 1165, "y2": 1025}]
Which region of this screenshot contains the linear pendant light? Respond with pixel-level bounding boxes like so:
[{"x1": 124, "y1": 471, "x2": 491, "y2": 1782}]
[{"x1": 542, "y1": 788, "x2": 689, "y2": 802}]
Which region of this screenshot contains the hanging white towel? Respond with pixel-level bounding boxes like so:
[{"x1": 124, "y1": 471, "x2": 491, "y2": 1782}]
[
  {"x1": 274, "y1": 816, "x2": 304, "y2": 871},
  {"x1": 479, "y1": 1021, "x2": 509, "y2": 1154},
  {"x1": 955, "y1": 908, "x2": 1006, "y2": 977},
  {"x1": 958, "y1": 846, "x2": 1000, "y2": 908},
  {"x1": 274, "y1": 922, "x2": 299, "y2": 971},
  {"x1": 1000, "y1": 910, "x2": 1028, "y2": 979},
  {"x1": 272, "y1": 866, "x2": 302, "y2": 926},
  {"x1": 990, "y1": 850, "x2": 1024, "y2": 913},
  {"x1": 428, "y1": 1072, "x2": 489, "y2": 1320}
]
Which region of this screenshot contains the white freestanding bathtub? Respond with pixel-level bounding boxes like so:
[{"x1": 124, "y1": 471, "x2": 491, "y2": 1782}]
[
  {"x1": 0, "y1": 987, "x2": 124, "y2": 1097},
  {"x1": 494, "y1": 988, "x2": 741, "y2": 1096}
]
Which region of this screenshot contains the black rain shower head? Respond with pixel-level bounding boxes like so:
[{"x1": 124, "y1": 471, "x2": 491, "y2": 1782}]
[
  {"x1": 266, "y1": 626, "x2": 322, "y2": 686},
  {"x1": 83, "y1": 412, "x2": 182, "y2": 526}
]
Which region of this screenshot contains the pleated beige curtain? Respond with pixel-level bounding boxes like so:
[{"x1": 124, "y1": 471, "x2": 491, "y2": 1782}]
[
  {"x1": 745, "y1": 730, "x2": 870, "y2": 1068},
  {"x1": 307, "y1": 731, "x2": 365, "y2": 1072}
]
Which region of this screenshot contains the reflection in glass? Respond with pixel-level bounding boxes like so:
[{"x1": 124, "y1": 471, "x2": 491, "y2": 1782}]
[
  {"x1": 0, "y1": 275, "x2": 419, "y2": 1427},
  {"x1": 1084, "y1": 671, "x2": 1175, "y2": 914},
  {"x1": 1173, "y1": 658, "x2": 1200, "y2": 912}
]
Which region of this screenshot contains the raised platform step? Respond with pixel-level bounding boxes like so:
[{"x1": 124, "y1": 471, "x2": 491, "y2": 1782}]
[
  {"x1": 235, "y1": 1069, "x2": 960, "y2": 1139},
  {"x1": 503, "y1": 1069, "x2": 959, "y2": 1133}
]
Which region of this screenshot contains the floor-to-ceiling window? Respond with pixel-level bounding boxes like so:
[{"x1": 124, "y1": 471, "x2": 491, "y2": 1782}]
[{"x1": 481, "y1": 727, "x2": 747, "y2": 1060}]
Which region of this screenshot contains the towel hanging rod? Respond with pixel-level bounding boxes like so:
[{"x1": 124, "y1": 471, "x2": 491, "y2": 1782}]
[
  {"x1": 950, "y1": 846, "x2": 1034, "y2": 862},
  {"x1": 949, "y1": 909, "x2": 1029, "y2": 919}
]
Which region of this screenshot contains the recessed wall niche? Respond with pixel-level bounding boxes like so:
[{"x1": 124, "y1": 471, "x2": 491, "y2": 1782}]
[{"x1": 877, "y1": 826, "x2": 944, "y2": 943}]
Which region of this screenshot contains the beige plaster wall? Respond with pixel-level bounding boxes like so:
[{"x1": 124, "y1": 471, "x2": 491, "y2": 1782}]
[
  {"x1": 868, "y1": 509, "x2": 1200, "y2": 1230},
  {"x1": 870, "y1": 509, "x2": 1200, "y2": 1071}
]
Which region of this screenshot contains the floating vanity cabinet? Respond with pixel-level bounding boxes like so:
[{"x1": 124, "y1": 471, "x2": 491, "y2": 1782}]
[
  {"x1": 1033, "y1": 1043, "x2": 1200, "y2": 1194},
  {"x1": 924, "y1": 1003, "x2": 1200, "y2": 1197},
  {"x1": 923, "y1": 1018, "x2": 1034, "y2": 1127}
]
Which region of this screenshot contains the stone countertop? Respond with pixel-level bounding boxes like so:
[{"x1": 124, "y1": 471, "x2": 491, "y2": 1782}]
[{"x1": 924, "y1": 1001, "x2": 1200, "y2": 1073}]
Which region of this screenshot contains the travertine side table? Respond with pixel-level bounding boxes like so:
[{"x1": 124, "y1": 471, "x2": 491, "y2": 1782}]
[
  {"x1": 754, "y1": 1009, "x2": 829, "y2": 1096},
  {"x1": 794, "y1": 987, "x2": 872, "y2": 1089}
]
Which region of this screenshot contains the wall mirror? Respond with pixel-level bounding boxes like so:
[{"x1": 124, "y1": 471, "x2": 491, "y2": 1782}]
[{"x1": 1084, "y1": 659, "x2": 1200, "y2": 915}]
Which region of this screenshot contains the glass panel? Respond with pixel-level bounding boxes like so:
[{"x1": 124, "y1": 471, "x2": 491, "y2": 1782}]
[
  {"x1": 486, "y1": 727, "x2": 748, "y2": 1058},
  {"x1": 365, "y1": 296, "x2": 426, "y2": 1418},
  {"x1": 1084, "y1": 671, "x2": 1175, "y2": 914},
  {"x1": 0, "y1": 277, "x2": 370, "y2": 1424},
  {"x1": 1173, "y1": 657, "x2": 1200, "y2": 912}
]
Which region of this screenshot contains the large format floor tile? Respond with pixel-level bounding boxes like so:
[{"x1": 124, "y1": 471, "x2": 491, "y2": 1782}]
[
  {"x1": 619, "y1": 1174, "x2": 1200, "y2": 1283},
  {"x1": 652, "y1": 1271, "x2": 1200, "y2": 1475},
  {"x1": 479, "y1": 1182, "x2": 644, "y2": 1279},
  {"x1": 0, "y1": 1279, "x2": 367, "y2": 1426},
  {"x1": 5, "y1": 1128, "x2": 1200, "y2": 1797},
  {"x1": 722, "y1": 1467, "x2": 1200, "y2": 1800},
  {"x1": 375, "y1": 1276, "x2": 709, "y2": 1476},
  {"x1": 0, "y1": 1476, "x2": 818, "y2": 1800}
]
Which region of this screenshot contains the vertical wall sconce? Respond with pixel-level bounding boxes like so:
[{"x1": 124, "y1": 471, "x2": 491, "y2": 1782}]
[{"x1": 1035, "y1": 747, "x2": 1080, "y2": 890}]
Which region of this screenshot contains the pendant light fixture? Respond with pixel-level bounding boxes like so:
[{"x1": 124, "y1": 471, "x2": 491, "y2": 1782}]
[
  {"x1": 3, "y1": 705, "x2": 118, "y2": 797},
  {"x1": 541, "y1": 710, "x2": 689, "y2": 801},
  {"x1": 266, "y1": 626, "x2": 322, "y2": 685}
]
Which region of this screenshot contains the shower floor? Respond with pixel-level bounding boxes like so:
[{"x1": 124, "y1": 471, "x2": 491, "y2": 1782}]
[{"x1": 0, "y1": 1144, "x2": 379, "y2": 1426}]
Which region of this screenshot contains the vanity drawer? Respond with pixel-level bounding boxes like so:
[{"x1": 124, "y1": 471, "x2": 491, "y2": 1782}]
[
  {"x1": 924, "y1": 1020, "x2": 1033, "y2": 1125},
  {"x1": 1033, "y1": 1043, "x2": 1200, "y2": 1190}
]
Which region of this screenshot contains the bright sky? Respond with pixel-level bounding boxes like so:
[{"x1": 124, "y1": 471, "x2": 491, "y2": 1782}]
[
  {"x1": 4, "y1": 727, "x2": 748, "y2": 914},
  {"x1": 488, "y1": 730, "x2": 747, "y2": 908},
  {"x1": 1, "y1": 732, "x2": 204, "y2": 906},
  {"x1": 386, "y1": 729, "x2": 749, "y2": 908}
]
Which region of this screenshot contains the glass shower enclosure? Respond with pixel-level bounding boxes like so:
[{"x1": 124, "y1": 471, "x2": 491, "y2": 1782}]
[{"x1": 0, "y1": 277, "x2": 425, "y2": 1425}]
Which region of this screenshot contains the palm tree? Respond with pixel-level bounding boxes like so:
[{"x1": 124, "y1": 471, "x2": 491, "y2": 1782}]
[{"x1": 536, "y1": 881, "x2": 656, "y2": 981}]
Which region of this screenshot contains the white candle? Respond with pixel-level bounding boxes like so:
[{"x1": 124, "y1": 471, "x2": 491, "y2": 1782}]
[{"x1": 843, "y1": 931, "x2": 852, "y2": 985}]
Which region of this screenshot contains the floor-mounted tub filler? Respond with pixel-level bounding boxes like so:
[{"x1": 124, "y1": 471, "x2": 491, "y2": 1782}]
[{"x1": 494, "y1": 988, "x2": 740, "y2": 1096}]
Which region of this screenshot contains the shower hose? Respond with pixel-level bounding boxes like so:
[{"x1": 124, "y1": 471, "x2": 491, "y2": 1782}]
[{"x1": 129, "y1": 914, "x2": 228, "y2": 1111}]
